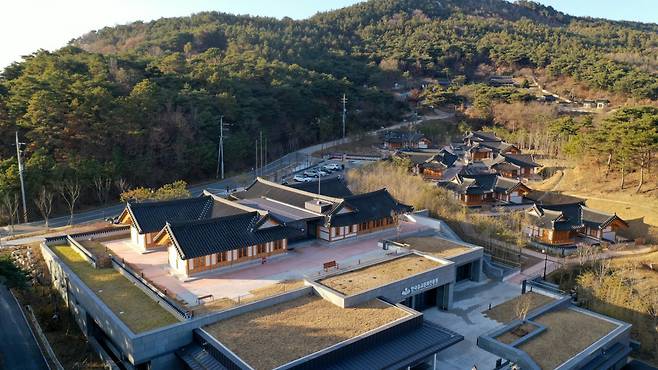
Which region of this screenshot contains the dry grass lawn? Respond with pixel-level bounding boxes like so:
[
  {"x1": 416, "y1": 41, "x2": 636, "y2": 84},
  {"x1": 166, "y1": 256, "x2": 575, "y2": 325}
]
[
  {"x1": 204, "y1": 295, "x2": 408, "y2": 370},
  {"x1": 534, "y1": 163, "x2": 658, "y2": 241},
  {"x1": 398, "y1": 236, "x2": 471, "y2": 258},
  {"x1": 78, "y1": 240, "x2": 109, "y2": 256},
  {"x1": 195, "y1": 280, "x2": 305, "y2": 314},
  {"x1": 484, "y1": 292, "x2": 555, "y2": 324},
  {"x1": 518, "y1": 309, "x2": 617, "y2": 370},
  {"x1": 51, "y1": 245, "x2": 178, "y2": 333},
  {"x1": 319, "y1": 255, "x2": 441, "y2": 295},
  {"x1": 495, "y1": 322, "x2": 537, "y2": 345}
]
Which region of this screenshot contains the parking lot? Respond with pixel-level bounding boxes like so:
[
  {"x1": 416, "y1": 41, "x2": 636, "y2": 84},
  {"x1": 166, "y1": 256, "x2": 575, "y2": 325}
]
[{"x1": 284, "y1": 158, "x2": 374, "y2": 185}]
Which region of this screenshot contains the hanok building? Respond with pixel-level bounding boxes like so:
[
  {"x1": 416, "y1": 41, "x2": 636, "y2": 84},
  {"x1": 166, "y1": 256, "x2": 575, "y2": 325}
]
[
  {"x1": 439, "y1": 174, "x2": 531, "y2": 207},
  {"x1": 397, "y1": 149, "x2": 459, "y2": 180},
  {"x1": 524, "y1": 202, "x2": 628, "y2": 247},
  {"x1": 117, "y1": 196, "x2": 215, "y2": 252},
  {"x1": 156, "y1": 211, "x2": 298, "y2": 278},
  {"x1": 484, "y1": 153, "x2": 543, "y2": 179},
  {"x1": 465, "y1": 141, "x2": 521, "y2": 162},
  {"x1": 463, "y1": 130, "x2": 503, "y2": 147},
  {"x1": 382, "y1": 130, "x2": 432, "y2": 150},
  {"x1": 230, "y1": 177, "x2": 412, "y2": 242}
]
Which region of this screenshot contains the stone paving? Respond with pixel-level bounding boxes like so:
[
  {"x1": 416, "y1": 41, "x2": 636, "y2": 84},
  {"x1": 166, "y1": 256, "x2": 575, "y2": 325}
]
[
  {"x1": 103, "y1": 221, "x2": 426, "y2": 306},
  {"x1": 424, "y1": 279, "x2": 522, "y2": 370}
]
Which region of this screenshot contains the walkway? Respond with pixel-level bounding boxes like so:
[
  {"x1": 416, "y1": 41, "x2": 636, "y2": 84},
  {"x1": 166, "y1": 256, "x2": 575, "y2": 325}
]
[
  {"x1": 104, "y1": 222, "x2": 426, "y2": 305},
  {"x1": 425, "y1": 280, "x2": 521, "y2": 369},
  {"x1": 0, "y1": 284, "x2": 48, "y2": 370}
]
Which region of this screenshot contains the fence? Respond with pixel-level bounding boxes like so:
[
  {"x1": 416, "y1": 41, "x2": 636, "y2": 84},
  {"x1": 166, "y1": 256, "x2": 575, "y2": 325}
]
[{"x1": 110, "y1": 256, "x2": 192, "y2": 320}]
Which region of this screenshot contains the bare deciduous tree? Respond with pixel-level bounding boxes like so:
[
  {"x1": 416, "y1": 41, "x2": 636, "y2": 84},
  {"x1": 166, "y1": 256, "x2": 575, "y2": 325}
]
[
  {"x1": 93, "y1": 176, "x2": 112, "y2": 205},
  {"x1": 34, "y1": 186, "x2": 54, "y2": 228},
  {"x1": 515, "y1": 293, "x2": 533, "y2": 322},
  {"x1": 2, "y1": 193, "x2": 20, "y2": 234},
  {"x1": 57, "y1": 180, "x2": 81, "y2": 225},
  {"x1": 114, "y1": 178, "x2": 129, "y2": 195}
]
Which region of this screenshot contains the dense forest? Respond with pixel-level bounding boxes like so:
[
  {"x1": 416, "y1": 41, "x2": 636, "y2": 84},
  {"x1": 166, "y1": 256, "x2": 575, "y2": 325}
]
[{"x1": 1, "y1": 0, "x2": 657, "y2": 222}]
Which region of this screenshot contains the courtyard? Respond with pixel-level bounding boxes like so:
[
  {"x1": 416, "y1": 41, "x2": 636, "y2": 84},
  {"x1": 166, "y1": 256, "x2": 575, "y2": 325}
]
[{"x1": 101, "y1": 221, "x2": 427, "y2": 307}]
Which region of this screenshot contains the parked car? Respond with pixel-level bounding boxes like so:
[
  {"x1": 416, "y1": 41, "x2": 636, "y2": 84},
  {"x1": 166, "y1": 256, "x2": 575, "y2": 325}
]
[
  {"x1": 293, "y1": 175, "x2": 314, "y2": 183},
  {"x1": 323, "y1": 163, "x2": 342, "y2": 171}
]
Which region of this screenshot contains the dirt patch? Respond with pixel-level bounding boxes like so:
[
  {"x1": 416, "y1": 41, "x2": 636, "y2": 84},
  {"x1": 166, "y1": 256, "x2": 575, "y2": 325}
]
[
  {"x1": 518, "y1": 308, "x2": 617, "y2": 370},
  {"x1": 319, "y1": 255, "x2": 442, "y2": 295},
  {"x1": 204, "y1": 295, "x2": 408, "y2": 370},
  {"x1": 484, "y1": 292, "x2": 555, "y2": 324}
]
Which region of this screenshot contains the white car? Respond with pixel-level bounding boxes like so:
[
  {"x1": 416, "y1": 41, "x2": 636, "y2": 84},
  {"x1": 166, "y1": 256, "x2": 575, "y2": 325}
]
[
  {"x1": 293, "y1": 175, "x2": 313, "y2": 183},
  {"x1": 323, "y1": 163, "x2": 342, "y2": 171}
]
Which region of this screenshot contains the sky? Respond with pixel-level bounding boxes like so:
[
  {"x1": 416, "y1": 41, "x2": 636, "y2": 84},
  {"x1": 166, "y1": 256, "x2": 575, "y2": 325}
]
[{"x1": 1, "y1": 0, "x2": 656, "y2": 70}]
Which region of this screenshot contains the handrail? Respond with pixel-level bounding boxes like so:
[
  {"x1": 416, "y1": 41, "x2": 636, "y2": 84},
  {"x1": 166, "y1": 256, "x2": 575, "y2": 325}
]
[{"x1": 110, "y1": 256, "x2": 192, "y2": 320}]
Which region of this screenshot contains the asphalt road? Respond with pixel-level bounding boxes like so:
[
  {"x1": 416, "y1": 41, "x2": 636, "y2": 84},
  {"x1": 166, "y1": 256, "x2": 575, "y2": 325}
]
[
  {"x1": 2, "y1": 109, "x2": 454, "y2": 244},
  {"x1": 0, "y1": 285, "x2": 48, "y2": 370}
]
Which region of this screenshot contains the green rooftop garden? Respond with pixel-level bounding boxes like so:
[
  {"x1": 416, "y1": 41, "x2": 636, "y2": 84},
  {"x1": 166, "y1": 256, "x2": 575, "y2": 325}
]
[{"x1": 51, "y1": 245, "x2": 179, "y2": 333}]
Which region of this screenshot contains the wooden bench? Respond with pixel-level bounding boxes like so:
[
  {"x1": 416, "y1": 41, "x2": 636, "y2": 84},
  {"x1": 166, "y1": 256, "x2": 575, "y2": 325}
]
[{"x1": 323, "y1": 260, "x2": 339, "y2": 271}]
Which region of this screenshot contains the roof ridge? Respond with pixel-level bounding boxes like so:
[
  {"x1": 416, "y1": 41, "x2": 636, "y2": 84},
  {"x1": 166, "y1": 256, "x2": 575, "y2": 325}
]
[
  {"x1": 128, "y1": 195, "x2": 210, "y2": 208},
  {"x1": 204, "y1": 190, "x2": 268, "y2": 216},
  {"x1": 168, "y1": 211, "x2": 259, "y2": 228},
  {"x1": 253, "y1": 177, "x2": 344, "y2": 203}
]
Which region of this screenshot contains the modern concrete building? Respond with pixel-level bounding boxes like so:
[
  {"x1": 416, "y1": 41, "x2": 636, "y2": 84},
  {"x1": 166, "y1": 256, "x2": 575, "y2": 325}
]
[
  {"x1": 41, "y1": 233, "x2": 471, "y2": 369},
  {"x1": 478, "y1": 295, "x2": 632, "y2": 370}
]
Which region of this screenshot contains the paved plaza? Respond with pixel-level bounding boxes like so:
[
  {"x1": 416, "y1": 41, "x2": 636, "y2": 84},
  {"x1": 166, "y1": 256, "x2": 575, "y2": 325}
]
[{"x1": 103, "y1": 221, "x2": 426, "y2": 305}]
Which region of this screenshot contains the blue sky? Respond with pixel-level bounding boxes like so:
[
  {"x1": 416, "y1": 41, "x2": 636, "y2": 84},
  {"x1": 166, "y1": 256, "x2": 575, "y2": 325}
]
[{"x1": 1, "y1": 0, "x2": 656, "y2": 69}]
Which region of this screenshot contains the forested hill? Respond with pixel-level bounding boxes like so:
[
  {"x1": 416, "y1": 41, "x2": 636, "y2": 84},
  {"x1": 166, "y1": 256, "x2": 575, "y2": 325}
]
[{"x1": 0, "y1": 0, "x2": 657, "y2": 219}]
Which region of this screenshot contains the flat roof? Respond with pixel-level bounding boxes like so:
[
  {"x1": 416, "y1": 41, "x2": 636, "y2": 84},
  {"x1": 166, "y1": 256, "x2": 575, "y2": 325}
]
[
  {"x1": 517, "y1": 307, "x2": 618, "y2": 370},
  {"x1": 204, "y1": 295, "x2": 409, "y2": 370},
  {"x1": 236, "y1": 197, "x2": 322, "y2": 222},
  {"x1": 397, "y1": 235, "x2": 473, "y2": 258},
  {"x1": 50, "y1": 245, "x2": 179, "y2": 333},
  {"x1": 318, "y1": 254, "x2": 443, "y2": 295}
]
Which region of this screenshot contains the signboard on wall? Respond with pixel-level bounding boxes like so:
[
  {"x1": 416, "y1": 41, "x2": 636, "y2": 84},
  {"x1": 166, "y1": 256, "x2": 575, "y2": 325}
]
[{"x1": 401, "y1": 277, "x2": 440, "y2": 296}]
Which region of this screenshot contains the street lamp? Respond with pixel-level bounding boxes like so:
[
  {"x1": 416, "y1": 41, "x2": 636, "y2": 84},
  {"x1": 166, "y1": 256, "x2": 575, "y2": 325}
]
[{"x1": 542, "y1": 249, "x2": 548, "y2": 280}]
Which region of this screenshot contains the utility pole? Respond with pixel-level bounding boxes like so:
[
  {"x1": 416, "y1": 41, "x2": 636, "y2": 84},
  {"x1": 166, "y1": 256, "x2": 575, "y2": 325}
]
[
  {"x1": 341, "y1": 94, "x2": 347, "y2": 139},
  {"x1": 259, "y1": 131, "x2": 263, "y2": 177},
  {"x1": 15, "y1": 132, "x2": 28, "y2": 223},
  {"x1": 216, "y1": 116, "x2": 233, "y2": 180},
  {"x1": 255, "y1": 139, "x2": 259, "y2": 177}
]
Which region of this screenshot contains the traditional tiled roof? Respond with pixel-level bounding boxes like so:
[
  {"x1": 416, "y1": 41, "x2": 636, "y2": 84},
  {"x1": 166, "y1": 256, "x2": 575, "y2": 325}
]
[
  {"x1": 501, "y1": 153, "x2": 542, "y2": 169},
  {"x1": 329, "y1": 189, "x2": 413, "y2": 227},
  {"x1": 465, "y1": 131, "x2": 501, "y2": 143},
  {"x1": 288, "y1": 177, "x2": 353, "y2": 197},
  {"x1": 121, "y1": 196, "x2": 214, "y2": 233},
  {"x1": 476, "y1": 141, "x2": 518, "y2": 152},
  {"x1": 439, "y1": 174, "x2": 526, "y2": 196},
  {"x1": 459, "y1": 162, "x2": 495, "y2": 176},
  {"x1": 527, "y1": 203, "x2": 627, "y2": 231},
  {"x1": 162, "y1": 212, "x2": 300, "y2": 260},
  {"x1": 231, "y1": 178, "x2": 341, "y2": 210}
]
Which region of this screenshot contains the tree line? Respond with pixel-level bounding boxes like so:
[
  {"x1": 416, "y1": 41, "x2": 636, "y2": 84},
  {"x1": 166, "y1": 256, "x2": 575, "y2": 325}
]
[{"x1": 1, "y1": 0, "x2": 657, "y2": 224}]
